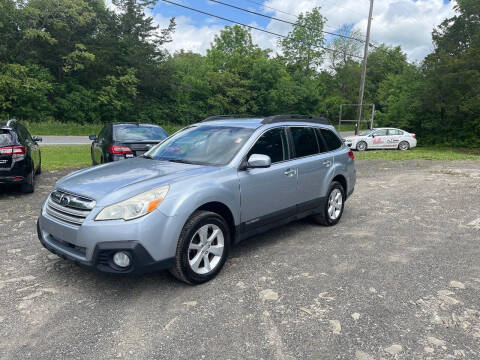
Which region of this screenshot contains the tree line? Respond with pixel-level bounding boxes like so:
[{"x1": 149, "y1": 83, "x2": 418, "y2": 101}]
[{"x1": 0, "y1": 0, "x2": 478, "y2": 146}]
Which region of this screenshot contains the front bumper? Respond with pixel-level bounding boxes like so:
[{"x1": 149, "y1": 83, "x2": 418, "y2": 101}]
[{"x1": 37, "y1": 218, "x2": 175, "y2": 274}]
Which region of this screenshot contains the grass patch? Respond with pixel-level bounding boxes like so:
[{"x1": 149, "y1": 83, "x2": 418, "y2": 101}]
[
  {"x1": 354, "y1": 147, "x2": 480, "y2": 161},
  {"x1": 25, "y1": 121, "x2": 183, "y2": 136},
  {"x1": 42, "y1": 145, "x2": 91, "y2": 171},
  {"x1": 39, "y1": 146, "x2": 479, "y2": 172}
]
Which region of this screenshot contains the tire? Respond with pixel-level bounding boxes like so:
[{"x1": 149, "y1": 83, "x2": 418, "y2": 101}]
[
  {"x1": 35, "y1": 160, "x2": 41, "y2": 175},
  {"x1": 398, "y1": 141, "x2": 410, "y2": 151},
  {"x1": 356, "y1": 141, "x2": 367, "y2": 151},
  {"x1": 312, "y1": 181, "x2": 345, "y2": 226},
  {"x1": 170, "y1": 210, "x2": 231, "y2": 285},
  {"x1": 91, "y1": 149, "x2": 96, "y2": 166},
  {"x1": 20, "y1": 170, "x2": 35, "y2": 193}
]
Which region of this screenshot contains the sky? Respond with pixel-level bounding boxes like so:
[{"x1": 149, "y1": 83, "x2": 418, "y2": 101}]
[{"x1": 124, "y1": 0, "x2": 457, "y2": 62}]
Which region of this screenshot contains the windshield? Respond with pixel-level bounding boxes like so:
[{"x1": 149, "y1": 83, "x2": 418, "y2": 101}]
[
  {"x1": 113, "y1": 125, "x2": 168, "y2": 142},
  {"x1": 145, "y1": 125, "x2": 255, "y2": 166},
  {"x1": 358, "y1": 129, "x2": 374, "y2": 136}
]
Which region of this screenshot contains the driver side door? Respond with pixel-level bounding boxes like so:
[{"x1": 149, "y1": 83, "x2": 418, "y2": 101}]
[
  {"x1": 370, "y1": 129, "x2": 388, "y2": 149},
  {"x1": 238, "y1": 127, "x2": 298, "y2": 234}
]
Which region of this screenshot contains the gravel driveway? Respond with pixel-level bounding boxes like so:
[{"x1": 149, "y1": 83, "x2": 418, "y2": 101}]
[{"x1": 1, "y1": 160, "x2": 479, "y2": 359}]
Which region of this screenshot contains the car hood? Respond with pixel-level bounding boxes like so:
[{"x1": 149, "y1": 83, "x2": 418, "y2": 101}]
[{"x1": 55, "y1": 158, "x2": 220, "y2": 200}]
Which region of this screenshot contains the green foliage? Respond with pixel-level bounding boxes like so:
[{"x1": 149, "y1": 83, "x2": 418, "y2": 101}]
[
  {"x1": 280, "y1": 7, "x2": 326, "y2": 72},
  {"x1": 41, "y1": 145, "x2": 91, "y2": 170}
]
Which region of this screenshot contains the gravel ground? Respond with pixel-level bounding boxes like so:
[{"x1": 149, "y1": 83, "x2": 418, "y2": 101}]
[{"x1": 1, "y1": 160, "x2": 480, "y2": 359}]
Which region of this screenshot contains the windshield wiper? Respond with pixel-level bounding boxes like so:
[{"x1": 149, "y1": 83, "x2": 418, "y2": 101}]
[{"x1": 142, "y1": 154, "x2": 154, "y2": 160}]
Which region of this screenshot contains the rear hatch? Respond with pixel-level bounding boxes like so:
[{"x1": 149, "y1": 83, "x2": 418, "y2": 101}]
[{"x1": 0, "y1": 130, "x2": 14, "y2": 169}]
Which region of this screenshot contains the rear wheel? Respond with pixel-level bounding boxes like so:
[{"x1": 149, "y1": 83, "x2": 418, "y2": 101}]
[
  {"x1": 312, "y1": 181, "x2": 345, "y2": 226},
  {"x1": 170, "y1": 210, "x2": 230, "y2": 284},
  {"x1": 356, "y1": 141, "x2": 367, "y2": 151},
  {"x1": 398, "y1": 141, "x2": 410, "y2": 151},
  {"x1": 35, "y1": 159, "x2": 41, "y2": 175},
  {"x1": 20, "y1": 170, "x2": 34, "y2": 193}
]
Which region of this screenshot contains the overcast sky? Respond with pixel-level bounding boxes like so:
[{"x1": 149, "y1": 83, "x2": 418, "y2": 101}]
[{"x1": 125, "y1": 0, "x2": 457, "y2": 62}]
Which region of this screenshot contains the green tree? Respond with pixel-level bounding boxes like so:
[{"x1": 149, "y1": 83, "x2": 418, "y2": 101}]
[{"x1": 280, "y1": 7, "x2": 326, "y2": 72}]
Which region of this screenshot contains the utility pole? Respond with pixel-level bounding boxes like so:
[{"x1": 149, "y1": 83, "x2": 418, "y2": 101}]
[{"x1": 355, "y1": 0, "x2": 374, "y2": 135}]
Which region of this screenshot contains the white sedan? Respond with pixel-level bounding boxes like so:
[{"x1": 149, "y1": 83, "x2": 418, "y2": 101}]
[{"x1": 343, "y1": 128, "x2": 417, "y2": 151}]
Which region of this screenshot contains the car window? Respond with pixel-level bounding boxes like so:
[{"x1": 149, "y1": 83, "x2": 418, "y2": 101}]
[
  {"x1": 98, "y1": 126, "x2": 108, "y2": 141},
  {"x1": 320, "y1": 129, "x2": 342, "y2": 151},
  {"x1": 147, "y1": 125, "x2": 254, "y2": 166},
  {"x1": 114, "y1": 125, "x2": 168, "y2": 142},
  {"x1": 247, "y1": 128, "x2": 288, "y2": 163},
  {"x1": 0, "y1": 130, "x2": 13, "y2": 146},
  {"x1": 387, "y1": 129, "x2": 401, "y2": 135},
  {"x1": 21, "y1": 124, "x2": 33, "y2": 142},
  {"x1": 314, "y1": 129, "x2": 329, "y2": 153},
  {"x1": 374, "y1": 129, "x2": 388, "y2": 136},
  {"x1": 290, "y1": 127, "x2": 319, "y2": 158}
]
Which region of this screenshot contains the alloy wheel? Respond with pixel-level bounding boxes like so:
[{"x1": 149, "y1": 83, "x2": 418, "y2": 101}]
[
  {"x1": 328, "y1": 189, "x2": 343, "y2": 220},
  {"x1": 188, "y1": 224, "x2": 225, "y2": 275}
]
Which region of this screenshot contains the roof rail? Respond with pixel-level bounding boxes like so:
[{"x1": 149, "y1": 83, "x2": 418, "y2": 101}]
[
  {"x1": 202, "y1": 114, "x2": 255, "y2": 122},
  {"x1": 261, "y1": 114, "x2": 330, "y2": 125}
]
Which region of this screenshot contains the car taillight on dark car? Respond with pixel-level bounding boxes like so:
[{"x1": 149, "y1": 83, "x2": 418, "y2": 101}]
[
  {"x1": 109, "y1": 145, "x2": 133, "y2": 155},
  {"x1": 0, "y1": 145, "x2": 26, "y2": 159}
]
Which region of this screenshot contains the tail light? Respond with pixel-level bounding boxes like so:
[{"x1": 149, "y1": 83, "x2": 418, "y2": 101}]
[
  {"x1": 109, "y1": 145, "x2": 133, "y2": 155},
  {"x1": 348, "y1": 149, "x2": 355, "y2": 160},
  {"x1": 0, "y1": 145, "x2": 26, "y2": 159},
  {"x1": 412, "y1": 134, "x2": 416, "y2": 139}
]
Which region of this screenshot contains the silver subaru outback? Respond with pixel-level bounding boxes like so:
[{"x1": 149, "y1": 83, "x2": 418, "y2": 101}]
[{"x1": 37, "y1": 115, "x2": 356, "y2": 284}]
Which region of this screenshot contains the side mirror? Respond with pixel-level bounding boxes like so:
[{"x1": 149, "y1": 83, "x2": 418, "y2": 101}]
[
  {"x1": 32, "y1": 136, "x2": 42, "y2": 142},
  {"x1": 370, "y1": 134, "x2": 375, "y2": 138},
  {"x1": 247, "y1": 154, "x2": 271, "y2": 169},
  {"x1": 89, "y1": 135, "x2": 97, "y2": 141}
]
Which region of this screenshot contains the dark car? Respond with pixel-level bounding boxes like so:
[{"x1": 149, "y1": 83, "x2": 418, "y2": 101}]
[
  {"x1": 0, "y1": 119, "x2": 42, "y2": 193},
  {"x1": 89, "y1": 123, "x2": 168, "y2": 165}
]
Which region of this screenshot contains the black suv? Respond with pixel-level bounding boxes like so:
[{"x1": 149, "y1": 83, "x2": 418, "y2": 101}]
[
  {"x1": 0, "y1": 119, "x2": 42, "y2": 193},
  {"x1": 89, "y1": 123, "x2": 168, "y2": 165}
]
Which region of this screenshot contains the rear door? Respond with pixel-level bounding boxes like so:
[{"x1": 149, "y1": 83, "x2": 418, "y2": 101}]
[
  {"x1": 238, "y1": 127, "x2": 298, "y2": 230},
  {"x1": 287, "y1": 126, "x2": 331, "y2": 209},
  {"x1": 386, "y1": 129, "x2": 402, "y2": 148},
  {"x1": 21, "y1": 124, "x2": 40, "y2": 169}
]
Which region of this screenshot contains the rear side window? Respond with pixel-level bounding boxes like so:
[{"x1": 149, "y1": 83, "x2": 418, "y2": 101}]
[
  {"x1": 387, "y1": 129, "x2": 402, "y2": 135},
  {"x1": 290, "y1": 127, "x2": 319, "y2": 158},
  {"x1": 0, "y1": 130, "x2": 13, "y2": 146},
  {"x1": 248, "y1": 128, "x2": 288, "y2": 163},
  {"x1": 320, "y1": 129, "x2": 342, "y2": 151}
]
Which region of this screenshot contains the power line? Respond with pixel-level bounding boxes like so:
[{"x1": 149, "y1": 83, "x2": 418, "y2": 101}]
[
  {"x1": 241, "y1": 0, "x2": 368, "y2": 34},
  {"x1": 160, "y1": 0, "x2": 364, "y2": 59},
  {"x1": 210, "y1": 0, "x2": 367, "y2": 45}
]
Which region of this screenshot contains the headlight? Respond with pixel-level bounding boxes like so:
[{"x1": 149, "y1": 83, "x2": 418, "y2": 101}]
[{"x1": 95, "y1": 185, "x2": 169, "y2": 221}]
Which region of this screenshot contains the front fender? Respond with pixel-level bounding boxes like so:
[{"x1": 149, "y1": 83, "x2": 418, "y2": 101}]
[{"x1": 158, "y1": 174, "x2": 240, "y2": 225}]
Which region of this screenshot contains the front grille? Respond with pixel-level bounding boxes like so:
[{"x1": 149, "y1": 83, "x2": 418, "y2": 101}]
[{"x1": 46, "y1": 190, "x2": 95, "y2": 226}]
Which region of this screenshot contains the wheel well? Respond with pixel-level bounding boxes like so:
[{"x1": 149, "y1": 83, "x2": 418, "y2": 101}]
[
  {"x1": 197, "y1": 202, "x2": 236, "y2": 238},
  {"x1": 332, "y1": 175, "x2": 347, "y2": 193}
]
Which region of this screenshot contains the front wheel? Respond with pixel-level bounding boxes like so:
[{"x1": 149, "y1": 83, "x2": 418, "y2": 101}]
[
  {"x1": 170, "y1": 210, "x2": 230, "y2": 284},
  {"x1": 398, "y1": 141, "x2": 410, "y2": 151},
  {"x1": 312, "y1": 181, "x2": 345, "y2": 226},
  {"x1": 356, "y1": 141, "x2": 367, "y2": 151}
]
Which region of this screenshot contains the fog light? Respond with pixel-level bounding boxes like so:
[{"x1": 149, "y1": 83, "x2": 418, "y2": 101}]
[{"x1": 112, "y1": 251, "x2": 131, "y2": 268}]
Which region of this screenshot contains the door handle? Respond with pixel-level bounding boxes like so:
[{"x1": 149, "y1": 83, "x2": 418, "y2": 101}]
[
  {"x1": 323, "y1": 160, "x2": 332, "y2": 167},
  {"x1": 284, "y1": 169, "x2": 296, "y2": 176}
]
